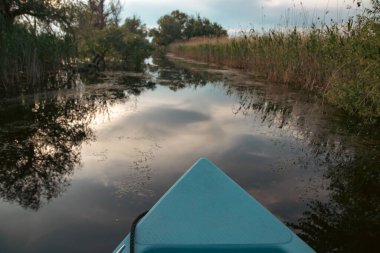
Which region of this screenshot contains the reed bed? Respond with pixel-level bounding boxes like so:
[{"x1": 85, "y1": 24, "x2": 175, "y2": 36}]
[
  {"x1": 0, "y1": 23, "x2": 76, "y2": 97},
  {"x1": 169, "y1": 13, "x2": 380, "y2": 121}
]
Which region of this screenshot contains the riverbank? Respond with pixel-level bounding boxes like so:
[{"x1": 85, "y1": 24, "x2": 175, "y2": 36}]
[{"x1": 168, "y1": 15, "x2": 380, "y2": 123}]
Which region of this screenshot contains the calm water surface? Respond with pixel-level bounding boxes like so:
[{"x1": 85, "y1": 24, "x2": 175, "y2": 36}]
[{"x1": 0, "y1": 58, "x2": 379, "y2": 253}]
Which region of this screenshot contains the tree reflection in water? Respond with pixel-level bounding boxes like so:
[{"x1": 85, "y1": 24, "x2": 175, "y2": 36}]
[
  {"x1": 291, "y1": 151, "x2": 379, "y2": 253},
  {"x1": 0, "y1": 77, "x2": 157, "y2": 210},
  {"x1": 0, "y1": 97, "x2": 95, "y2": 210},
  {"x1": 219, "y1": 69, "x2": 379, "y2": 252},
  {"x1": 165, "y1": 58, "x2": 380, "y2": 253},
  {"x1": 217, "y1": 67, "x2": 380, "y2": 253},
  {"x1": 0, "y1": 57, "x2": 378, "y2": 252},
  {"x1": 151, "y1": 57, "x2": 221, "y2": 91},
  {"x1": 226, "y1": 87, "x2": 379, "y2": 252}
]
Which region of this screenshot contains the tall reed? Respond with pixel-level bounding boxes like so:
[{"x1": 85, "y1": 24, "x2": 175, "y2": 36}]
[
  {"x1": 0, "y1": 22, "x2": 76, "y2": 97},
  {"x1": 169, "y1": 4, "x2": 380, "y2": 121}
]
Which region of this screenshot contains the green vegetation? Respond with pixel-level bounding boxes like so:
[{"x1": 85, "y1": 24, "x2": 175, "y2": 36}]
[
  {"x1": 74, "y1": 2, "x2": 151, "y2": 72},
  {"x1": 150, "y1": 10, "x2": 227, "y2": 51},
  {"x1": 0, "y1": 0, "x2": 151, "y2": 97},
  {"x1": 169, "y1": 1, "x2": 380, "y2": 122},
  {"x1": 1, "y1": 0, "x2": 378, "y2": 123},
  {"x1": 0, "y1": 0, "x2": 77, "y2": 96},
  {"x1": 0, "y1": 2, "x2": 227, "y2": 97}
]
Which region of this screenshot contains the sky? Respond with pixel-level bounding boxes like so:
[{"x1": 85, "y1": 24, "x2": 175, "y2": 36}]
[{"x1": 118, "y1": 0, "x2": 368, "y2": 33}]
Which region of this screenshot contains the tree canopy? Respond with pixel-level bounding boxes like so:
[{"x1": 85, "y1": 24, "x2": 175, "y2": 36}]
[
  {"x1": 150, "y1": 10, "x2": 227, "y2": 46},
  {"x1": 74, "y1": 3, "x2": 151, "y2": 72},
  {"x1": 0, "y1": 0, "x2": 79, "y2": 30}
]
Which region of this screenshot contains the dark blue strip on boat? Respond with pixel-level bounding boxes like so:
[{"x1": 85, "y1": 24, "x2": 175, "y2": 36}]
[{"x1": 113, "y1": 158, "x2": 315, "y2": 253}]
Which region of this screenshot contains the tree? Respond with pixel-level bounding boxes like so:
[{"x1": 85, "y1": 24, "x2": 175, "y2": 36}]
[
  {"x1": 151, "y1": 10, "x2": 188, "y2": 46},
  {"x1": 87, "y1": 0, "x2": 122, "y2": 28},
  {"x1": 151, "y1": 10, "x2": 227, "y2": 47},
  {"x1": 74, "y1": 0, "x2": 123, "y2": 69},
  {"x1": 108, "y1": 0, "x2": 122, "y2": 25},
  {"x1": 88, "y1": 0, "x2": 107, "y2": 29},
  {"x1": 119, "y1": 16, "x2": 152, "y2": 71},
  {"x1": 0, "y1": 0, "x2": 74, "y2": 27},
  {"x1": 74, "y1": 10, "x2": 151, "y2": 72},
  {"x1": 184, "y1": 15, "x2": 227, "y2": 39}
]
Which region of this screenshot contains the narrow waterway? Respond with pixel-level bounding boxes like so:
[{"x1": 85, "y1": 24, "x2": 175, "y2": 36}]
[{"x1": 0, "y1": 57, "x2": 378, "y2": 253}]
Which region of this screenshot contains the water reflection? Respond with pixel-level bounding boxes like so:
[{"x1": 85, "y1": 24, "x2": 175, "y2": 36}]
[
  {"x1": 0, "y1": 95, "x2": 95, "y2": 210},
  {"x1": 0, "y1": 76, "x2": 156, "y2": 210},
  {"x1": 151, "y1": 57, "x2": 222, "y2": 91},
  {"x1": 292, "y1": 150, "x2": 379, "y2": 252},
  {"x1": 0, "y1": 58, "x2": 378, "y2": 253},
  {"x1": 161, "y1": 58, "x2": 380, "y2": 252}
]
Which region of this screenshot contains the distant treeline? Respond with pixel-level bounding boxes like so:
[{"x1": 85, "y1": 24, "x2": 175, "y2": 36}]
[
  {"x1": 0, "y1": 1, "x2": 225, "y2": 97},
  {"x1": 149, "y1": 10, "x2": 227, "y2": 50},
  {"x1": 169, "y1": 1, "x2": 380, "y2": 122}
]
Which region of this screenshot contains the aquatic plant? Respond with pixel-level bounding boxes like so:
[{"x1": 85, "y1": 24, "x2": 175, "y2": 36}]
[
  {"x1": 0, "y1": 21, "x2": 76, "y2": 96},
  {"x1": 0, "y1": 0, "x2": 78, "y2": 96},
  {"x1": 169, "y1": 1, "x2": 380, "y2": 122}
]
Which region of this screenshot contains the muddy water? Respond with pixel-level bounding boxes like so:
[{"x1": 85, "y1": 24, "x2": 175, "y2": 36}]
[{"x1": 0, "y1": 57, "x2": 378, "y2": 252}]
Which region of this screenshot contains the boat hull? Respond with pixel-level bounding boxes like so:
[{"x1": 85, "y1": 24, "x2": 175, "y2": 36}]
[{"x1": 113, "y1": 158, "x2": 315, "y2": 253}]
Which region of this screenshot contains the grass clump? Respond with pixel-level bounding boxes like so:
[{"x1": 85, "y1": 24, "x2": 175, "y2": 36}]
[
  {"x1": 0, "y1": 22, "x2": 75, "y2": 96},
  {"x1": 169, "y1": 1, "x2": 380, "y2": 122}
]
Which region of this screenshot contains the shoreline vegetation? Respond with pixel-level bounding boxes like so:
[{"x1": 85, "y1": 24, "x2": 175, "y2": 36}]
[
  {"x1": 0, "y1": 2, "x2": 225, "y2": 97},
  {"x1": 168, "y1": 1, "x2": 380, "y2": 123},
  {"x1": 1, "y1": 1, "x2": 379, "y2": 123},
  {"x1": 0, "y1": 0, "x2": 151, "y2": 96}
]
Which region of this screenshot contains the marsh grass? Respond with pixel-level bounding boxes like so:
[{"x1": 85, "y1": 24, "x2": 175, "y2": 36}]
[
  {"x1": 169, "y1": 3, "x2": 380, "y2": 122},
  {"x1": 0, "y1": 21, "x2": 76, "y2": 97}
]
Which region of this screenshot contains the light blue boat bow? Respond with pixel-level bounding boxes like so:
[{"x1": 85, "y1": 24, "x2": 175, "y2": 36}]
[{"x1": 113, "y1": 158, "x2": 315, "y2": 253}]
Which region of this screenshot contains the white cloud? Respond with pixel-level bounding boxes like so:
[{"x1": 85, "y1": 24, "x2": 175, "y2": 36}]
[
  {"x1": 117, "y1": 0, "x2": 367, "y2": 29},
  {"x1": 260, "y1": 0, "x2": 360, "y2": 9},
  {"x1": 120, "y1": 0, "x2": 212, "y2": 13}
]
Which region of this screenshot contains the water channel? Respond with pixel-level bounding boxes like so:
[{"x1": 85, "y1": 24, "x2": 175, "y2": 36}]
[{"x1": 0, "y1": 57, "x2": 378, "y2": 252}]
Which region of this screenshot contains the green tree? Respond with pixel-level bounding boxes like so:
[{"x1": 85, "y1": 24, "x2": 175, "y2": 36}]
[
  {"x1": 74, "y1": 0, "x2": 123, "y2": 69},
  {"x1": 0, "y1": 0, "x2": 76, "y2": 28},
  {"x1": 184, "y1": 15, "x2": 227, "y2": 39},
  {"x1": 119, "y1": 16, "x2": 152, "y2": 71},
  {"x1": 150, "y1": 10, "x2": 227, "y2": 47},
  {"x1": 75, "y1": 11, "x2": 151, "y2": 72},
  {"x1": 151, "y1": 10, "x2": 188, "y2": 46}
]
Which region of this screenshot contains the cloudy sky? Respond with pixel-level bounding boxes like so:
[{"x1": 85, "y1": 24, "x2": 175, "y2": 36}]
[{"x1": 119, "y1": 0, "x2": 367, "y2": 32}]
